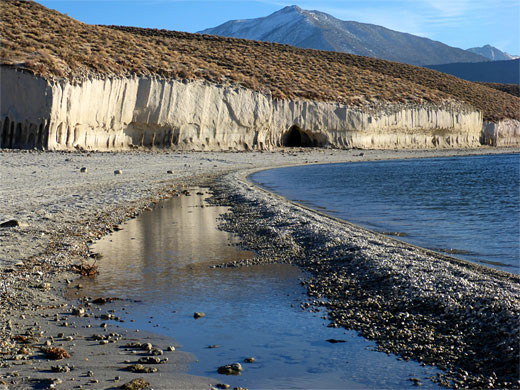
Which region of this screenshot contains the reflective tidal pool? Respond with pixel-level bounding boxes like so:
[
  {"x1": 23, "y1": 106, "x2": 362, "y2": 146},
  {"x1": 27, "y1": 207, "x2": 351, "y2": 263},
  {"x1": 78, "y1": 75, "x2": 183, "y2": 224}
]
[{"x1": 74, "y1": 189, "x2": 441, "y2": 389}]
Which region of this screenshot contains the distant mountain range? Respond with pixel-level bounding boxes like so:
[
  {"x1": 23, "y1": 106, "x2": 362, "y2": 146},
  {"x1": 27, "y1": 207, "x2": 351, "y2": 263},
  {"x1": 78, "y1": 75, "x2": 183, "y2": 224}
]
[
  {"x1": 467, "y1": 45, "x2": 519, "y2": 61},
  {"x1": 426, "y1": 59, "x2": 520, "y2": 85},
  {"x1": 199, "y1": 5, "x2": 489, "y2": 66}
]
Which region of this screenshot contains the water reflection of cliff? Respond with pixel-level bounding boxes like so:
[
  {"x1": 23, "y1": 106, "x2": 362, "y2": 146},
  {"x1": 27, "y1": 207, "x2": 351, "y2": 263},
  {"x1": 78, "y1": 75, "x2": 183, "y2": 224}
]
[{"x1": 89, "y1": 189, "x2": 252, "y2": 298}]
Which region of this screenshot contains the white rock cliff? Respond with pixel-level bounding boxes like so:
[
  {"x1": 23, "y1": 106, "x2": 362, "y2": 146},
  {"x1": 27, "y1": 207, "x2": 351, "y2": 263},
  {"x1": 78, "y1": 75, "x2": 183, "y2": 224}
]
[{"x1": 1, "y1": 66, "x2": 516, "y2": 151}]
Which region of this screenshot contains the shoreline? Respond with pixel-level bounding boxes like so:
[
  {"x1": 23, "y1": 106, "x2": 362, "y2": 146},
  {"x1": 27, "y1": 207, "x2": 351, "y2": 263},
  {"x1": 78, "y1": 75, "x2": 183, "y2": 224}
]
[
  {"x1": 243, "y1": 168, "x2": 518, "y2": 281},
  {"x1": 210, "y1": 166, "x2": 519, "y2": 388},
  {"x1": 1, "y1": 147, "x2": 519, "y2": 389}
]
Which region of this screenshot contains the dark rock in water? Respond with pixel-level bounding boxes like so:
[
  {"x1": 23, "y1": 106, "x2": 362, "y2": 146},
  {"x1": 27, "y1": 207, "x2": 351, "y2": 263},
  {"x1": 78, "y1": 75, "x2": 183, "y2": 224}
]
[
  {"x1": 92, "y1": 297, "x2": 118, "y2": 304},
  {"x1": 193, "y1": 312, "x2": 205, "y2": 319},
  {"x1": 409, "y1": 377, "x2": 422, "y2": 386},
  {"x1": 326, "y1": 339, "x2": 346, "y2": 343},
  {"x1": 207, "y1": 344, "x2": 220, "y2": 349},
  {"x1": 243, "y1": 357, "x2": 256, "y2": 363},
  {"x1": 119, "y1": 378, "x2": 152, "y2": 390},
  {"x1": 217, "y1": 363, "x2": 243, "y2": 375}
]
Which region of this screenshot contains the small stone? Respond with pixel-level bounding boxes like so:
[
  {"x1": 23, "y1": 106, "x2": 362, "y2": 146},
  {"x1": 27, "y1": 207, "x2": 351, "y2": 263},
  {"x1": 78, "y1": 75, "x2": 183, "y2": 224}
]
[
  {"x1": 80, "y1": 167, "x2": 87, "y2": 173},
  {"x1": 65, "y1": 336, "x2": 74, "y2": 341},
  {"x1": 217, "y1": 363, "x2": 243, "y2": 375},
  {"x1": 216, "y1": 384, "x2": 230, "y2": 389},
  {"x1": 126, "y1": 364, "x2": 157, "y2": 373},
  {"x1": 41, "y1": 347, "x2": 70, "y2": 360},
  {"x1": 87, "y1": 370, "x2": 94, "y2": 377},
  {"x1": 114, "y1": 169, "x2": 122, "y2": 175},
  {"x1": 141, "y1": 343, "x2": 153, "y2": 351},
  {"x1": 167, "y1": 346, "x2": 175, "y2": 352},
  {"x1": 325, "y1": 339, "x2": 346, "y2": 343},
  {"x1": 51, "y1": 365, "x2": 70, "y2": 373},
  {"x1": 0, "y1": 220, "x2": 27, "y2": 228},
  {"x1": 39, "y1": 283, "x2": 51, "y2": 290},
  {"x1": 149, "y1": 348, "x2": 163, "y2": 356},
  {"x1": 119, "y1": 378, "x2": 152, "y2": 389},
  {"x1": 99, "y1": 340, "x2": 108, "y2": 345},
  {"x1": 193, "y1": 312, "x2": 205, "y2": 319},
  {"x1": 72, "y1": 307, "x2": 85, "y2": 317},
  {"x1": 57, "y1": 333, "x2": 64, "y2": 338},
  {"x1": 167, "y1": 170, "x2": 173, "y2": 174},
  {"x1": 243, "y1": 357, "x2": 255, "y2": 363},
  {"x1": 138, "y1": 356, "x2": 161, "y2": 364}
]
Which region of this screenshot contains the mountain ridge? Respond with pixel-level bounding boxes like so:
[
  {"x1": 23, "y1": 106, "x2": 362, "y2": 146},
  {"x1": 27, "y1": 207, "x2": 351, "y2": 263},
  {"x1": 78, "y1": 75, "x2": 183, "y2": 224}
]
[
  {"x1": 199, "y1": 5, "x2": 489, "y2": 66},
  {"x1": 467, "y1": 44, "x2": 517, "y2": 61}
]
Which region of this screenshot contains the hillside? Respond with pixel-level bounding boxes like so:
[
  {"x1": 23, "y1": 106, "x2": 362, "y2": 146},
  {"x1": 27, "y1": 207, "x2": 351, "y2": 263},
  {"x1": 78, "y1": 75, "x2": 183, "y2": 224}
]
[
  {"x1": 426, "y1": 59, "x2": 520, "y2": 85},
  {"x1": 478, "y1": 83, "x2": 520, "y2": 98},
  {"x1": 0, "y1": 0, "x2": 518, "y2": 123},
  {"x1": 199, "y1": 5, "x2": 489, "y2": 66}
]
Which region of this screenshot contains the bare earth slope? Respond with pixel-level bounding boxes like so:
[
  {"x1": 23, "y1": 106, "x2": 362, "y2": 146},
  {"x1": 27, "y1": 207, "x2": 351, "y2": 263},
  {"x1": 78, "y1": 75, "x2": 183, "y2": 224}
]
[{"x1": 0, "y1": 0, "x2": 518, "y2": 122}]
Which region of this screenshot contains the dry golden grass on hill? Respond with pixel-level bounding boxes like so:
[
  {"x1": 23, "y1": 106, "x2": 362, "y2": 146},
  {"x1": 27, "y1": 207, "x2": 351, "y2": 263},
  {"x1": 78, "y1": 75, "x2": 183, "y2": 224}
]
[
  {"x1": 1, "y1": 0, "x2": 519, "y2": 122},
  {"x1": 478, "y1": 82, "x2": 520, "y2": 98}
]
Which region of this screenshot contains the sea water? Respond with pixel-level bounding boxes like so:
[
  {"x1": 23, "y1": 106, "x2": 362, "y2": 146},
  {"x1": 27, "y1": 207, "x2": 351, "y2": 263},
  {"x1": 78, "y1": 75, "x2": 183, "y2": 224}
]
[
  {"x1": 251, "y1": 153, "x2": 520, "y2": 274},
  {"x1": 75, "y1": 189, "x2": 441, "y2": 389}
]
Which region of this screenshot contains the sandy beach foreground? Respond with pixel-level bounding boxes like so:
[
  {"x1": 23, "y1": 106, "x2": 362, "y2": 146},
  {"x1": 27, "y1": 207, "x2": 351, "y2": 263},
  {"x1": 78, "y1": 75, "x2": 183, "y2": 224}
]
[{"x1": 1, "y1": 147, "x2": 519, "y2": 389}]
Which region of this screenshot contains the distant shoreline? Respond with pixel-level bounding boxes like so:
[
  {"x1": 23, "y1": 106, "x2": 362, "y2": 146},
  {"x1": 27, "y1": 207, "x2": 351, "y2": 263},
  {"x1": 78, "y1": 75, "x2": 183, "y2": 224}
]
[{"x1": 246, "y1": 152, "x2": 520, "y2": 274}]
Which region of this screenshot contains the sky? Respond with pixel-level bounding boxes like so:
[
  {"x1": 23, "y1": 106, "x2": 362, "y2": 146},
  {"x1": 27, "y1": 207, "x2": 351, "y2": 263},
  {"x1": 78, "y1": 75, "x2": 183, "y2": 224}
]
[{"x1": 38, "y1": 0, "x2": 520, "y2": 55}]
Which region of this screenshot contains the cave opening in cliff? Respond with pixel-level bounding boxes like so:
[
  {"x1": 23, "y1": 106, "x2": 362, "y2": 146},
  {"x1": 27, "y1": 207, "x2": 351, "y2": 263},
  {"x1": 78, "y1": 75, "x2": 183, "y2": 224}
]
[{"x1": 283, "y1": 125, "x2": 315, "y2": 147}]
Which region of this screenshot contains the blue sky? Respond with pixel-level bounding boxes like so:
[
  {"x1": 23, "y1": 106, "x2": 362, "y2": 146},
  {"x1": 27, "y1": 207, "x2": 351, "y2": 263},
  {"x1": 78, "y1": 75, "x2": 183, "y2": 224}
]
[{"x1": 39, "y1": 0, "x2": 520, "y2": 55}]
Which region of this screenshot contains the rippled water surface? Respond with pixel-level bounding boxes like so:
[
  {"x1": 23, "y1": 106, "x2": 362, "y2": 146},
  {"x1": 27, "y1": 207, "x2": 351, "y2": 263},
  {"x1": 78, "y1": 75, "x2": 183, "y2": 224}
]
[
  {"x1": 251, "y1": 154, "x2": 520, "y2": 273},
  {"x1": 76, "y1": 189, "x2": 441, "y2": 389}
]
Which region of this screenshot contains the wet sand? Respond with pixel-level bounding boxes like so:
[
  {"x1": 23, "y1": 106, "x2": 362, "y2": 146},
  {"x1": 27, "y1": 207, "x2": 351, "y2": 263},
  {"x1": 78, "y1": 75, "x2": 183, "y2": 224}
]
[{"x1": 1, "y1": 147, "x2": 519, "y2": 389}]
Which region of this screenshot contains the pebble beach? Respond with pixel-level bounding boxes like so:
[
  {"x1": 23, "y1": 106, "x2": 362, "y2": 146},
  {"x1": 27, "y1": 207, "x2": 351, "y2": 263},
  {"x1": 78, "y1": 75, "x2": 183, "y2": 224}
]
[{"x1": 1, "y1": 147, "x2": 519, "y2": 389}]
